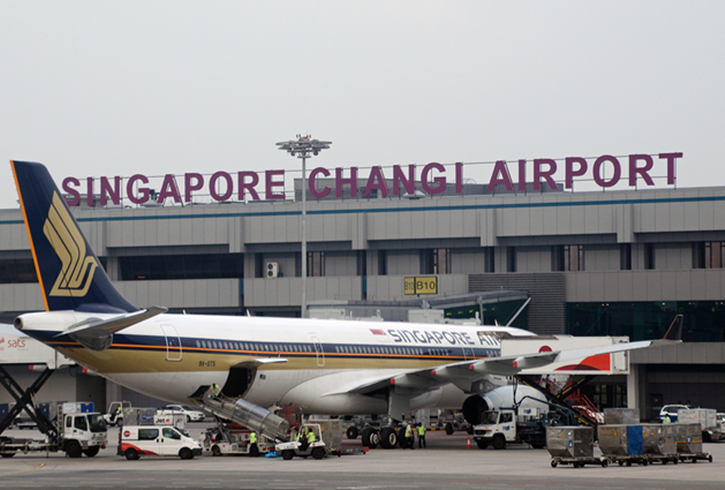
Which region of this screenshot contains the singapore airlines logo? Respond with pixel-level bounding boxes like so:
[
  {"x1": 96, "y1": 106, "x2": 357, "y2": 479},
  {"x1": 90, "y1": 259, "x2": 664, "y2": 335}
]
[{"x1": 43, "y1": 192, "x2": 98, "y2": 297}]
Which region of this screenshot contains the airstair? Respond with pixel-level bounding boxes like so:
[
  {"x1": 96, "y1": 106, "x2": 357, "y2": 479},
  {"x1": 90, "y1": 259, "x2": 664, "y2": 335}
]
[{"x1": 192, "y1": 388, "x2": 290, "y2": 442}]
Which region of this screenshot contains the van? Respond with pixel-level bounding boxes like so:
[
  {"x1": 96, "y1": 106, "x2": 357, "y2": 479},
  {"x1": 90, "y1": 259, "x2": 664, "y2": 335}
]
[{"x1": 118, "y1": 425, "x2": 202, "y2": 460}]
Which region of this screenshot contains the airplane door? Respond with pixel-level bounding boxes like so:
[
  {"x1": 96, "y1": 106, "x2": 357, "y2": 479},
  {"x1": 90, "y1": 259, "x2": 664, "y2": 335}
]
[
  {"x1": 310, "y1": 335, "x2": 325, "y2": 367},
  {"x1": 161, "y1": 324, "x2": 182, "y2": 361}
]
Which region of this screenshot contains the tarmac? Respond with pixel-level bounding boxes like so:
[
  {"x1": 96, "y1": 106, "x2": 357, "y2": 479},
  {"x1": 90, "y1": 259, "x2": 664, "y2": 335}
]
[{"x1": 1, "y1": 425, "x2": 724, "y2": 489}]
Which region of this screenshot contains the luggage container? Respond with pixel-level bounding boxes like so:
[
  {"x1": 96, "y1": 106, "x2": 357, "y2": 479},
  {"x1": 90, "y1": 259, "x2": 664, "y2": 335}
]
[
  {"x1": 674, "y1": 423, "x2": 712, "y2": 463},
  {"x1": 603, "y1": 408, "x2": 639, "y2": 426},
  {"x1": 122, "y1": 408, "x2": 156, "y2": 426},
  {"x1": 598, "y1": 424, "x2": 648, "y2": 466},
  {"x1": 642, "y1": 424, "x2": 678, "y2": 464},
  {"x1": 547, "y1": 426, "x2": 605, "y2": 468}
]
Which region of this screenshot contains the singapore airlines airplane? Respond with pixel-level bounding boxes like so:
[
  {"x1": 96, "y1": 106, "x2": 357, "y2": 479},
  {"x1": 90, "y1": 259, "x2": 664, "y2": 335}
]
[{"x1": 10, "y1": 161, "x2": 680, "y2": 445}]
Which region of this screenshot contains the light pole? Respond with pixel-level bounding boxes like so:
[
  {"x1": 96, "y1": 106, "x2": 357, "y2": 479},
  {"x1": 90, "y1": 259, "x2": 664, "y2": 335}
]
[{"x1": 276, "y1": 135, "x2": 332, "y2": 318}]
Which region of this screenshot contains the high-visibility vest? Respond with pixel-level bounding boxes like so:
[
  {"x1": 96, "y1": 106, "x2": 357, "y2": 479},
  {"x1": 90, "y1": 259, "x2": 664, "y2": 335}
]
[
  {"x1": 250, "y1": 432, "x2": 258, "y2": 443},
  {"x1": 307, "y1": 431, "x2": 316, "y2": 443},
  {"x1": 418, "y1": 425, "x2": 425, "y2": 436},
  {"x1": 405, "y1": 425, "x2": 412, "y2": 437}
]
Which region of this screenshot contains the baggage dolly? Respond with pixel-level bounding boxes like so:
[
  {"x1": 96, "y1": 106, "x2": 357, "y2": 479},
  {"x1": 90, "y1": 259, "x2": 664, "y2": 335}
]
[
  {"x1": 644, "y1": 453, "x2": 679, "y2": 465},
  {"x1": 678, "y1": 452, "x2": 713, "y2": 463},
  {"x1": 611, "y1": 455, "x2": 649, "y2": 466},
  {"x1": 550, "y1": 456, "x2": 608, "y2": 468}
]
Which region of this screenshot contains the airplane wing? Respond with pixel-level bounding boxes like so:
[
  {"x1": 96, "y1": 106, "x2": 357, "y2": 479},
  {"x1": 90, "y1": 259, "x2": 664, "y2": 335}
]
[{"x1": 322, "y1": 338, "x2": 678, "y2": 398}]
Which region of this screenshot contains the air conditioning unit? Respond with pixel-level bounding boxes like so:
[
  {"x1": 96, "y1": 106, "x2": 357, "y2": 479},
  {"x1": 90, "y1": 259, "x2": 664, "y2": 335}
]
[{"x1": 265, "y1": 262, "x2": 279, "y2": 279}]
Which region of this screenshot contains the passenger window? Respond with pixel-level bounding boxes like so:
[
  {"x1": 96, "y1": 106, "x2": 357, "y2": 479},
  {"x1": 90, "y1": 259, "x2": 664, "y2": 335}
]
[
  {"x1": 139, "y1": 428, "x2": 159, "y2": 440},
  {"x1": 74, "y1": 416, "x2": 88, "y2": 431},
  {"x1": 163, "y1": 428, "x2": 181, "y2": 440},
  {"x1": 501, "y1": 413, "x2": 513, "y2": 423}
]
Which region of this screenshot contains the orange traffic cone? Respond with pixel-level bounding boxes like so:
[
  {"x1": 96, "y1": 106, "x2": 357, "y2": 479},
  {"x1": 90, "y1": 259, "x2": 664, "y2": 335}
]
[{"x1": 466, "y1": 435, "x2": 472, "y2": 449}]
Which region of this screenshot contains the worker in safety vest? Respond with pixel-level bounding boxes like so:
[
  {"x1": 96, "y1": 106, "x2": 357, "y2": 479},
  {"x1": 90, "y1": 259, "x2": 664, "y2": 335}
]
[
  {"x1": 307, "y1": 429, "x2": 316, "y2": 446},
  {"x1": 403, "y1": 423, "x2": 414, "y2": 450},
  {"x1": 249, "y1": 431, "x2": 259, "y2": 457},
  {"x1": 417, "y1": 424, "x2": 426, "y2": 448},
  {"x1": 663, "y1": 414, "x2": 672, "y2": 424}
]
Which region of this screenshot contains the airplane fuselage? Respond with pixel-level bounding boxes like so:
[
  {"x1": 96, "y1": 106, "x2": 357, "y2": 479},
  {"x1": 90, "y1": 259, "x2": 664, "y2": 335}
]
[{"x1": 16, "y1": 311, "x2": 532, "y2": 413}]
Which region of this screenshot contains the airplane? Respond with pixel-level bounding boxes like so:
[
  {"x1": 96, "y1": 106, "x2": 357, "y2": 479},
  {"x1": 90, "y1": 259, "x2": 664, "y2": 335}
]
[{"x1": 9, "y1": 160, "x2": 682, "y2": 448}]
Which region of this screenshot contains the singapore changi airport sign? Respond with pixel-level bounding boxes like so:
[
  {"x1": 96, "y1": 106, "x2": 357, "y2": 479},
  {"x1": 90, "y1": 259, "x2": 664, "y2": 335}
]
[{"x1": 62, "y1": 152, "x2": 683, "y2": 206}]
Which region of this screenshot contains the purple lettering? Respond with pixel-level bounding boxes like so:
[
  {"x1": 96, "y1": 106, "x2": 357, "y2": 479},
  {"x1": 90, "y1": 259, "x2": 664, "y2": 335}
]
[
  {"x1": 593, "y1": 155, "x2": 621, "y2": 188},
  {"x1": 158, "y1": 174, "x2": 182, "y2": 204},
  {"x1": 238, "y1": 171, "x2": 260, "y2": 201},
  {"x1": 127, "y1": 174, "x2": 149, "y2": 204},
  {"x1": 100, "y1": 176, "x2": 121, "y2": 206},
  {"x1": 335, "y1": 167, "x2": 358, "y2": 198},
  {"x1": 392, "y1": 164, "x2": 416, "y2": 196},
  {"x1": 442, "y1": 331, "x2": 456, "y2": 344},
  {"x1": 265, "y1": 169, "x2": 285, "y2": 200},
  {"x1": 210, "y1": 171, "x2": 233, "y2": 201},
  {"x1": 421, "y1": 162, "x2": 446, "y2": 194},
  {"x1": 455, "y1": 162, "x2": 463, "y2": 194},
  {"x1": 309, "y1": 167, "x2": 331, "y2": 199},
  {"x1": 62, "y1": 177, "x2": 80, "y2": 206},
  {"x1": 486, "y1": 160, "x2": 514, "y2": 193},
  {"x1": 628, "y1": 154, "x2": 655, "y2": 187},
  {"x1": 363, "y1": 166, "x2": 389, "y2": 198},
  {"x1": 184, "y1": 173, "x2": 204, "y2": 202},
  {"x1": 533, "y1": 159, "x2": 558, "y2": 191},
  {"x1": 659, "y1": 152, "x2": 683, "y2": 185},
  {"x1": 565, "y1": 157, "x2": 588, "y2": 189},
  {"x1": 86, "y1": 177, "x2": 94, "y2": 207},
  {"x1": 518, "y1": 160, "x2": 527, "y2": 191}
]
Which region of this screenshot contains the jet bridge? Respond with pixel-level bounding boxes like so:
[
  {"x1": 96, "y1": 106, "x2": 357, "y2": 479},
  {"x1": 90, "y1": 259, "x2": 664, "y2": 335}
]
[{"x1": 192, "y1": 388, "x2": 290, "y2": 442}]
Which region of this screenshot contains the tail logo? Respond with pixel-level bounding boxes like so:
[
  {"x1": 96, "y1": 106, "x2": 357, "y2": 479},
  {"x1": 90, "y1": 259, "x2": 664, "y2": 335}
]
[{"x1": 43, "y1": 192, "x2": 98, "y2": 297}]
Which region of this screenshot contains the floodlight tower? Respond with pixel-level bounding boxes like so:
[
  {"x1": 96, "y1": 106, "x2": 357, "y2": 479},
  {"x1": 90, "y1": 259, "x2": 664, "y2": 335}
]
[{"x1": 276, "y1": 135, "x2": 332, "y2": 318}]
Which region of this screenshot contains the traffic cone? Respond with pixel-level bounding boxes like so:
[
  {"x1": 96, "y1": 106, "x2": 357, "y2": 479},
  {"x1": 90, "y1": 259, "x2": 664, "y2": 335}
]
[{"x1": 466, "y1": 435, "x2": 472, "y2": 449}]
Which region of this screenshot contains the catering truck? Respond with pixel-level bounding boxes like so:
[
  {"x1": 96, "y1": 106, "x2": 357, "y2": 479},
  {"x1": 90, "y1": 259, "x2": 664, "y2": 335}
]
[{"x1": 0, "y1": 403, "x2": 107, "y2": 458}]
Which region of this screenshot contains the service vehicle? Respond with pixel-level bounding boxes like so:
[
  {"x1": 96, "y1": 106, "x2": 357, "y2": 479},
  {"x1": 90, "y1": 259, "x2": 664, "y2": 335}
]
[
  {"x1": 103, "y1": 401, "x2": 131, "y2": 426},
  {"x1": 659, "y1": 404, "x2": 689, "y2": 423},
  {"x1": 158, "y1": 405, "x2": 206, "y2": 423},
  {"x1": 276, "y1": 423, "x2": 330, "y2": 460},
  {"x1": 0, "y1": 403, "x2": 107, "y2": 458},
  {"x1": 473, "y1": 407, "x2": 550, "y2": 449},
  {"x1": 203, "y1": 423, "x2": 272, "y2": 456},
  {"x1": 118, "y1": 425, "x2": 202, "y2": 460}
]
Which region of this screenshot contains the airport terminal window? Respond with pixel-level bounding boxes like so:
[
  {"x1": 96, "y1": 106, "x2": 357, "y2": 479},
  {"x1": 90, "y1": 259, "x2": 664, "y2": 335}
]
[
  {"x1": 0, "y1": 258, "x2": 37, "y2": 283},
  {"x1": 307, "y1": 252, "x2": 325, "y2": 277},
  {"x1": 564, "y1": 245, "x2": 584, "y2": 271},
  {"x1": 620, "y1": 244, "x2": 632, "y2": 270},
  {"x1": 119, "y1": 253, "x2": 243, "y2": 280}
]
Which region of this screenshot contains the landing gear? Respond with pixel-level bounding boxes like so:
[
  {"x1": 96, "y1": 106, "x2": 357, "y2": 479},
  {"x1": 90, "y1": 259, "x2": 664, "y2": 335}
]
[
  {"x1": 379, "y1": 427, "x2": 398, "y2": 449},
  {"x1": 361, "y1": 427, "x2": 379, "y2": 449}
]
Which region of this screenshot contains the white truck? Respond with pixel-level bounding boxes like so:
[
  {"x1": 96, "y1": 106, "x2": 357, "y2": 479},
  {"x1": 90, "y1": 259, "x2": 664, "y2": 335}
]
[
  {"x1": 0, "y1": 403, "x2": 107, "y2": 458},
  {"x1": 472, "y1": 407, "x2": 549, "y2": 450},
  {"x1": 678, "y1": 408, "x2": 722, "y2": 442}
]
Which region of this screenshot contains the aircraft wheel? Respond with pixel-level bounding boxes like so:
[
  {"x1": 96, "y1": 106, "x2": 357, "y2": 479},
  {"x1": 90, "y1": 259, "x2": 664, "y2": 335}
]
[
  {"x1": 212, "y1": 445, "x2": 222, "y2": 456},
  {"x1": 282, "y1": 450, "x2": 295, "y2": 460},
  {"x1": 361, "y1": 427, "x2": 379, "y2": 449},
  {"x1": 445, "y1": 423, "x2": 454, "y2": 435},
  {"x1": 312, "y1": 447, "x2": 325, "y2": 460},
  {"x1": 125, "y1": 448, "x2": 140, "y2": 460},
  {"x1": 83, "y1": 446, "x2": 100, "y2": 457},
  {"x1": 380, "y1": 427, "x2": 398, "y2": 449},
  {"x1": 346, "y1": 426, "x2": 358, "y2": 439},
  {"x1": 65, "y1": 441, "x2": 82, "y2": 458}
]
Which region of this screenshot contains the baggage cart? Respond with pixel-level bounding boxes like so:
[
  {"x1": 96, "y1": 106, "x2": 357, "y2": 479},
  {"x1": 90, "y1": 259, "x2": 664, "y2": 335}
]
[{"x1": 547, "y1": 426, "x2": 606, "y2": 468}]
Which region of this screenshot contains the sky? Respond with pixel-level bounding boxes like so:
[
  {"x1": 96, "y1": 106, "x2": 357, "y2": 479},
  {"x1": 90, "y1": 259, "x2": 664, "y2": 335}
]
[{"x1": 1, "y1": 1, "x2": 724, "y2": 208}]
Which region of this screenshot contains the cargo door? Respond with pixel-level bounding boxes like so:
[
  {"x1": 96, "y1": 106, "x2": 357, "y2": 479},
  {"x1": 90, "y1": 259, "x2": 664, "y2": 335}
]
[{"x1": 161, "y1": 324, "x2": 182, "y2": 361}]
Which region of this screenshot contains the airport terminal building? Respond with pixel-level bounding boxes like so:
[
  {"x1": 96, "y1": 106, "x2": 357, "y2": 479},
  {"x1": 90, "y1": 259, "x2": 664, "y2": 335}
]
[{"x1": 1, "y1": 154, "x2": 724, "y2": 418}]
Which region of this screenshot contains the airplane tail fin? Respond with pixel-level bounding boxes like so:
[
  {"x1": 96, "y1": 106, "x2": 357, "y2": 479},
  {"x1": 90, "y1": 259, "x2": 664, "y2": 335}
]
[
  {"x1": 663, "y1": 314, "x2": 684, "y2": 341},
  {"x1": 11, "y1": 161, "x2": 137, "y2": 313}
]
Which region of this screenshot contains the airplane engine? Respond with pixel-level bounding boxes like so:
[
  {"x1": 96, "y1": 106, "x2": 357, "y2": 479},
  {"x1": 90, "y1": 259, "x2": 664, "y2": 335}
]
[{"x1": 461, "y1": 385, "x2": 549, "y2": 425}]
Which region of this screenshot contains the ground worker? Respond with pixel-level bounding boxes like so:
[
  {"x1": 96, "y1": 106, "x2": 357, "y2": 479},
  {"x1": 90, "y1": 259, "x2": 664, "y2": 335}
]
[
  {"x1": 663, "y1": 414, "x2": 672, "y2": 424},
  {"x1": 211, "y1": 383, "x2": 221, "y2": 397},
  {"x1": 417, "y1": 423, "x2": 426, "y2": 448},
  {"x1": 404, "y1": 422, "x2": 414, "y2": 450},
  {"x1": 307, "y1": 428, "x2": 316, "y2": 446},
  {"x1": 249, "y1": 431, "x2": 259, "y2": 457}
]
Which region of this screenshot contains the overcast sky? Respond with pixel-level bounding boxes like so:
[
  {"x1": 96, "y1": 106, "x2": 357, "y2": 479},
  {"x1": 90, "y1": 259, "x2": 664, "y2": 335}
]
[{"x1": 2, "y1": 1, "x2": 724, "y2": 208}]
